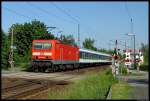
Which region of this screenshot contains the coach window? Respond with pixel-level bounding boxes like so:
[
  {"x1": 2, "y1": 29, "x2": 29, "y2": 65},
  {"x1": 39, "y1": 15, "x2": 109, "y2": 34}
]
[
  {"x1": 97, "y1": 55, "x2": 99, "y2": 60},
  {"x1": 88, "y1": 53, "x2": 89, "y2": 59},
  {"x1": 90, "y1": 54, "x2": 92, "y2": 59},
  {"x1": 98, "y1": 55, "x2": 101, "y2": 59},
  {"x1": 80, "y1": 52, "x2": 83, "y2": 59},
  {"x1": 86, "y1": 53, "x2": 88, "y2": 59},
  {"x1": 95, "y1": 54, "x2": 96, "y2": 60},
  {"x1": 85, "y1": 53, "x2": 87, "y2": 59},
  {"x1": 83, "y1": 52, "x2": 85, "y2": 59}
]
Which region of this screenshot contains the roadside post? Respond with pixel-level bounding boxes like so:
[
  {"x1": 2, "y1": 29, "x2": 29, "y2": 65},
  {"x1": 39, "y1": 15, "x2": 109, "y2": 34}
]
[
  {"x1": 8, "y1": 28, "x2": 14, "y2": 70},
  {"x1": 112, "y1": 55, "x2": 115, "y2": 75}
]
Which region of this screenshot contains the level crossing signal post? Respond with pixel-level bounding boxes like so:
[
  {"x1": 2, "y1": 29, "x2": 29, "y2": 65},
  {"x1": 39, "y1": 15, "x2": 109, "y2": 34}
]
[
  {"x1": 123, "y1": 49, "x2": 144, "y2": 73},
  {"x1": 112, "y1": 40, "x2": 120, "y2": 78},
  {"x1": 123, "y1": 49, "x2": 132, "y2": 73},
  {"x1": 135, "y1": 50, "x2": 144, "y2": 72}
]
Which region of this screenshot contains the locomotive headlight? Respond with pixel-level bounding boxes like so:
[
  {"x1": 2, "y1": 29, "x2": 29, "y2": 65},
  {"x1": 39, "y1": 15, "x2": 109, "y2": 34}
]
[
  {"x1": 32, "y1": 52, "x2": 40, "y2": 55},
  {"x1": 44, "y1": 52, "x2": 52, "y2": 56}
]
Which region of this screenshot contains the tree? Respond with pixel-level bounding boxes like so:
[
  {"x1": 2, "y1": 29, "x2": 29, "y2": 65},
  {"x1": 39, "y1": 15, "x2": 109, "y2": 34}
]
[
  {"x1": 8, "y1": 20, "x2": 56, "y2": 64},
  {"x1": 83, "y1": 38, "x2": 97, "y2": 51},
  {"x1": 1, "y1": 30, "x2": 10, "y2": 69},
  {"x1": 98, "y1": 48, "x2": 114, "y2": 54},
  {"x1": 60, "y1": 34, "x2": 77, "y2": 47},
  {"x1": 140, "y1": 43, "x2": 148, "y2": 65}
]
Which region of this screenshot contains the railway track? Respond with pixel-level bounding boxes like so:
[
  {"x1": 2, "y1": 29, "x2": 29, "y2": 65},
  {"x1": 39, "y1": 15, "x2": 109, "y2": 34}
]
[{"x1": 2, "y1": 65, "x2": 110, "y2": 99}]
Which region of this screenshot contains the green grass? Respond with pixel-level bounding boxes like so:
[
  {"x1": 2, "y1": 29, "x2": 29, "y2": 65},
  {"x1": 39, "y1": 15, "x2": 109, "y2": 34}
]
[
  {"x1": 48, "y1": 68, "x2": 117, "y2": 99},
  {"x1": 112, "y1": 81, "x2": 132, "y2": 99},
  {"x1": 2, "y1": 63, "x2": 29, "y2": 72}
]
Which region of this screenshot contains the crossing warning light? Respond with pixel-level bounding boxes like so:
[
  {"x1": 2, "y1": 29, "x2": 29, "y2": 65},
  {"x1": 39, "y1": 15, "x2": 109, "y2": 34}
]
[{"x1": 124, "y1": 49, "x2": 132, "y2": 66}]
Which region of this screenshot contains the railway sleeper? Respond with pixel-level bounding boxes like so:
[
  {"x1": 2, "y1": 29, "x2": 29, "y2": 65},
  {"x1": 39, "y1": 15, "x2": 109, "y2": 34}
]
[{"x1": 2, "y1": 85, "x2": 45, "y2": 99}]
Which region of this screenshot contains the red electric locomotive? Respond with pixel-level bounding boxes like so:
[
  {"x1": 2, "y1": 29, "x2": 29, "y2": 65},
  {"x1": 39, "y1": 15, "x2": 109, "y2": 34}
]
[{"x1": 31, "y1": 40, "x2": 79, "y2": 72}]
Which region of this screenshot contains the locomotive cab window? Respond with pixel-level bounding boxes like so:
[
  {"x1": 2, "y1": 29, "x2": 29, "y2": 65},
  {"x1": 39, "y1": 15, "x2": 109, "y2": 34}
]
[
  {"x1": 34, "y1": 42, "x2": 52, "y2": 49},
  {"x1": 43, "y1": 42, "x2": 52, "y2": 49},
  {"x1": 34, "y1": 42, "x2": 42, "y2": 49}
]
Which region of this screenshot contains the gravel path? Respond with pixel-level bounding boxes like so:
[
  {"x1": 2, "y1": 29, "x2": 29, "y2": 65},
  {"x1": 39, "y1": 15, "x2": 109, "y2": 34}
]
[{"x1": 120, "y1": 70, "x2": 149, "y2": 100}]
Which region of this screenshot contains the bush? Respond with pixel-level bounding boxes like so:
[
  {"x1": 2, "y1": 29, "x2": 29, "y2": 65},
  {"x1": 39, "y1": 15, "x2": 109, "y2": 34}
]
[
  {"x1": 140, "y1": 64, "x2": 149, "y2": 71},
  {"x1": 121, "y1": 67, "x2": 128, "y2": 75},
  {"x1": 119, "y1": 63, "x2": 127, "y2": 75}
]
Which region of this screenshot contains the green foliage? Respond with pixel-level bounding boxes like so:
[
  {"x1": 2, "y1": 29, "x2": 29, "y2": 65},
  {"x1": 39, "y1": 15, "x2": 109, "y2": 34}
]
[
  {"x1": 60, "y1": 34, "x2": 77, "y2": 46},
  {"x1": 83, "y1": 38, "x2": 97, "y2": 51},
  {"x1": 7, "y1": 20, "x2": 56, "y2": 67},
  {"x1": 1, "y1": 30, "x2": 10, "y2": 69},
  {"x1": 121, "y1": 67, "x2": 128, "y2": 75},
  {"x1": 140, "y1": 43, "x2": 149, "y2": 65},
  {"x1": 98, "y1": 48, "x2": 114, "y2": 54},
  {"x1": 120, "y1": 63, "x2": 127, "y2": 75},
  {"x1": 9, "y1": 20, "x2": 50, "y2": 56},
  {"x1": 140, "y1": 64, "x2": 149, "y2": 71}
]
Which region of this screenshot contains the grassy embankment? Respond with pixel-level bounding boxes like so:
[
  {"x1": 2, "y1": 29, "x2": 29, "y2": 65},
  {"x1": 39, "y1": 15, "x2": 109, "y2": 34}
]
[
  {"x1": 2, "y1": 63, "x2": 30, "y2": 72},
  {"x1": 111, "y1": 81, "x2": 132, "y2": 99},
  {"x1": 48, "y1": 68, "x2": 117, "y2": 99}
]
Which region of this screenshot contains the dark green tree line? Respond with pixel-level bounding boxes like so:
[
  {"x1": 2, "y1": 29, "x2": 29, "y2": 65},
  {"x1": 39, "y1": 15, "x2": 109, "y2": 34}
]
[
  {"x1": 60, "y1": 34, "x2": 77, "y2": 46},
  {"x1": 1, "y1": 30, "x2": 11, "y2": 69},
  {"x1": 83, "y1": 38, "x2": 97, "y2": 51},
  {"x1": 140, "y1": 43, "x2": 149, "y2": 65}
]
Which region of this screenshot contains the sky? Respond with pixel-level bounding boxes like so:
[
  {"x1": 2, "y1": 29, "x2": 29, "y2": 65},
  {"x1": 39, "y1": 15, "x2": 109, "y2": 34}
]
[{"x1": 2, "y1": 1, "x2": 148, "y2": 51}]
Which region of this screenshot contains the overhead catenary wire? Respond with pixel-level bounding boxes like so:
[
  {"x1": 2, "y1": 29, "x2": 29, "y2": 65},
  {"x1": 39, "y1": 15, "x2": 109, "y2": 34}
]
[
  {"x1": 26, "y1": 2, "x2": 76, "y2": 25},
  {"x1": 50, "y1": 2, "x2": 98, "y2": 47},
  {"x1": 50, "y1": 2, "x2": 79, "y2": 24},
  {"x1": 25, "y1": 2, "x2": 42, "y2": 20},
  {"x1": 4, "y1": 3, "x2": 98, "y2": 49},
  {"x1": 51, "y1": 2, "x2": 97, "y2": 35},
  {"x1": 26, "y1": 2, "x2": 81, "y2": 40},
  {"x1": 3, "y1": 7, "x2": 33, "y2": 20}
]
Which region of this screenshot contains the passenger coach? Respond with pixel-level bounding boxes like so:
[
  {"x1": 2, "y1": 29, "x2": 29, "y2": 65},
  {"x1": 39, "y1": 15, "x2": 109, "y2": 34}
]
[{"x1": 79, "y1": 48, "x2": 112, "y2": 66}]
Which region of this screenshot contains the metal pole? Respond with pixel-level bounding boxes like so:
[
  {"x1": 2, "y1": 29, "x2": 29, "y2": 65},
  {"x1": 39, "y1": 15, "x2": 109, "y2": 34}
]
[
  {"x1": 131, "y1": 18, "x2": 136, "y2": 69},
  {"x1": 134, "y1": 35, "x2": 136, "y2": 70},
  {"x1": 116, "y1": 40, "x2": 118, "y2": 55},
  {"x1": 77, "y1": 24, "x2": 80, "y2": 72},
  {"x1": 115, "y1": 40, "x2": 118, "y2": 76},
  {"x1": 9, "y1": 28, "x2": 14, "y2": 68},
  {"x1": 131, "y1": 18, "x2": 133, "y2": 51},
  {"x1": 125, "y1": 40, "x2": 126, "y2": 50},
  {"x1": 78, "y1": 24, "x2": 80, "y2": 48}
]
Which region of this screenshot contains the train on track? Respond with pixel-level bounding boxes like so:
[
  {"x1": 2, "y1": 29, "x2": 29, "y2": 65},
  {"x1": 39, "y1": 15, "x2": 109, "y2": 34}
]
[{"x1": 31, "y1": 40, "x2": 112, "y2": 72}]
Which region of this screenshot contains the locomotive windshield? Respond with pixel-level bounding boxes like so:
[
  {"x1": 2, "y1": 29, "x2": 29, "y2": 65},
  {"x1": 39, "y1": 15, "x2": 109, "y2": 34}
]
[
  {"x1": 34, "y1": 42, "x2": 52, "y2": 49},
  {"x1": 43, "y1": 42, "x2": 52, "y2": 49}
]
